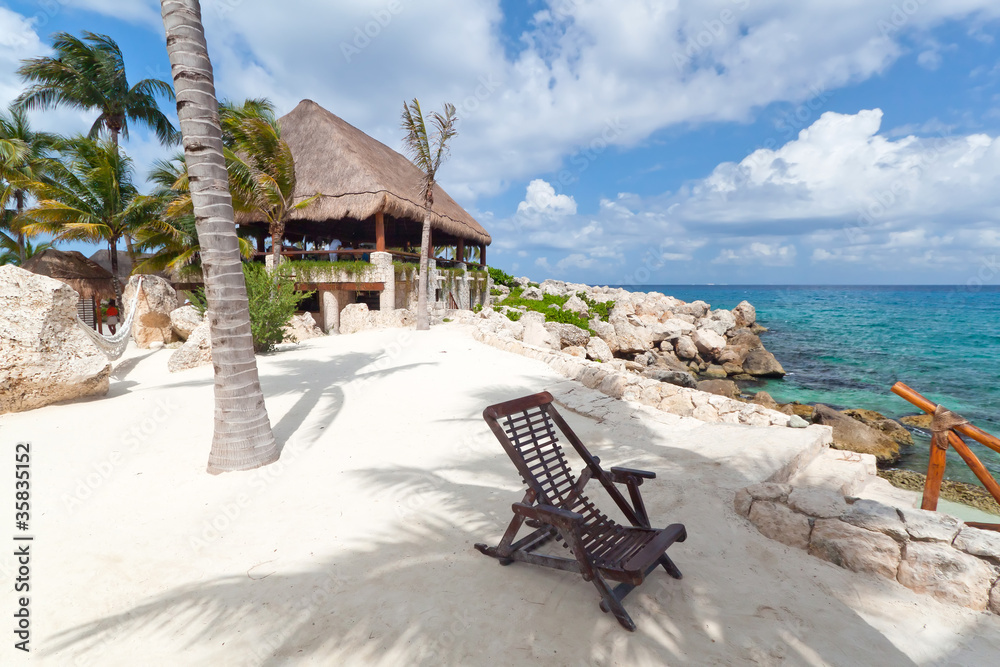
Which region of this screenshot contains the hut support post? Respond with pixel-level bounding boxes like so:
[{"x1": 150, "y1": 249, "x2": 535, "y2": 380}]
[
  {"x1": 479, "y1": 244, "x2": 486, "y2": 267},
  {"x1": 93, "y1": 295, "x2": 99, "y2": 331},
  {"x1": 457, "y1": 238, "x2": 464, "y2": 263},
  {"x1": 375, "y1": 212, "x2": 386, "y2": 252}
]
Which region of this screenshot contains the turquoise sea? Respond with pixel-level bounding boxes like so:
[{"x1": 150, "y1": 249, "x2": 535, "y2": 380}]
[{"x1": 619, "y1": 285, "x2": 1000, "y2": 486}]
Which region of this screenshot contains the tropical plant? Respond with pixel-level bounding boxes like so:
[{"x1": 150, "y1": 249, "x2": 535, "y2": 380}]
[
  {"x1": 400, "y1": 98, "x2": 458, "y2": 330},
  {"x1": 219, "y1": 98, "x2": 318, "y2": 266},
  {"x1": 19, "y1": 136, "x2": 160, "y2": 303},
  {"x1": 16, "y1": 31, "x2": 176, "y2": 148},
  {"x1": 242, "y1": 263, "x2": 313, "y2": 353},
  {"x1": 1, "y1": 105, "x2": 57, "y2": 263},
  {"x1": 162, "y1": 0, "x2": 279, "y2": 474},
  {"x1": 487, "y1": 265, "x2": 517, "y2": 288},
  {"x1": 0, "y1": 238, "x2": 53, "y2": 266}
]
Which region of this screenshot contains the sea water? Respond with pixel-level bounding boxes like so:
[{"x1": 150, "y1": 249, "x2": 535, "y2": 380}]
[{"x1": 618, "y1": 285, "x2": 1000, "y2": 485}]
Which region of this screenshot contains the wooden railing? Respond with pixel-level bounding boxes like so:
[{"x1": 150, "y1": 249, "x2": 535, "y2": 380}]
[
  {"x1": 891, "y1": 382, "x2": 1000, "y2": 532},
  {"x1": 251, "y1": 250, "x2": 484, "y2": 267}
]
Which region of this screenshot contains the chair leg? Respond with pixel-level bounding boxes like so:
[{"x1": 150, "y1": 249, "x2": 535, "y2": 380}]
[
  {"x1": 659, "y1": 554, "x2": 683, "y2": 579},
  {"x1": 591, "y1": 575, "x2": 636, "y2": 631}
]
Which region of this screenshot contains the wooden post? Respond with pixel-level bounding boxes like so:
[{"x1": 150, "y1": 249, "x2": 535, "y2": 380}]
[
  {"x1": 921, "y1": 434, "x2": 948, "y2": 511},
  {"x1": 480, "y1": 244, "x2": 486, "y2": 267},
  {"x1": 457, "y1": 238, "x2": 465, "y2": 263},
  {"x1": 892, "y1": 382, "x2": 1000, "y2": 455},
  {"x1": 256, "y1": 230, "x2": 266, "y2": 253},
  {"x1": 375, "y1": 211, "x2": 385, "y2": 252},
  {"x1": 93, "y1": 296, "x2": 99, "y2": 331},
  {"x1": 946, "y1": 430, "x2": 1000, "y2": 507}
]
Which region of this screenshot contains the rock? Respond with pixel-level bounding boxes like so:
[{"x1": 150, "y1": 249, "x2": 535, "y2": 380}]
[
  {"x1": 787, "y1": 487, "x2": 848, "y2": 519},
  {"x1": 169, "y1": 305, "x2": 203, "y2": 341},
  {"x1": 812, "y1": 404, "x2": 900, "y2": 462},
  {"x1": 880, "y1": 469, "x2": 1000, "y2": 515},
  {"x1": 371, "y1": 308, "x2": 415, "y2": 329},
  {"x1": 702, "y1": 364, "x2": 728, "y2": 379},
  {"x1": 897, "y1": 541, "x2": 994, "y2": 609},
  {"x1": 734, "y1": 488, "x2": 754, "y2": 518},
  {"x1": 563, "y1": 294, "x2": 589, "y2": 315},
  {"x1": 751, "y1": 391, "x2": 779, "y2": 410},
  {"x1": 610, "y1": 317, "x2": 650, "y2": 355},
  {"x1": 708, "y1": 308, "x2": 737, "y2": 333},
  {"x1": 788, "y1": 415, "x2": 809, "y2": 428},
  {"x1": 339, "y1": 303, "x2": 371, "y2": 334},
  {"x1": 732, "y1": 300, "x2": 756, "y2": 328},
  {"x1": 544, "y1": 322, "x2": 591, "y2": 349},
  {"x1": 0, "y1": 266, "x2": 112, "y2": 413},
  {"x1": 522, "y1": 319, "x2": 560, "y2": 350},
  {"x1": 900, "y1": 414, "x2": 933, "y2": 428},
  {"x1": 788, "y1": 403, "x2": 814, "y2": 419},
  {"x1": 692, "y1": 329, "x2": 726, "y2": 358},
  {"x1": 696, "y1": 379, "x2": 740, "y2": 399},
  {"x1": 745, "y1": 482, "x2": 793, "y2": 502},
  {"x1": 563, "y1": 345, "x2": 587, "y2": 358},
  {"x1": 674, "y1": 300, "x2": 710, "y2": 318},
  {"x1": 697, "y1": 317, "x2": 730, "y2": 337},
  {"x1": 674, "y1": 336, "x2": 698, "y2": 360},
  {"x1": 841, "y1": 499, "x2": 907, "y2": 541},
  {"x1": 748, "y1": 501, "x2": 812, "y2": 549},
  {"x1": 521, "y1": 286, "x2": 543, "y2": 300},
  {"x1": 742, "y1": 348, "x2": 785, "y2": 377},
  {"x1": 953, "y1": 527, "x2": 1000, "y2": 558},
  {"x1": 585, "y1": 336, "x2": 613, "y2": 363},
  {"x1": 643, "y1": 368, "x2": 697, "y2": 389},
  {"x1": 722, "y1": 362, "x2": 744, "y2": 376},
  {"x1": 992, "y1": 581, "x2": 1000, "y2": 615},
  {"x1": 898, "y1": 507, "x2": 963, "y2": 543},
  {"x1": 651, "y1": 351, "x2": 690, "y2": 373},
  {"x1": 716, "y1": 345, "x2": 747, "y2": 365},
  {"x1": 808, "y1": 519, "x2": 901, "y2": 580},
  {"x1": 282, "y1": 313, "x2": 324, "y2": 342},
  {"x1": 841, "y1": 409, "x2": 913, "y2": 446},
  {"x1": 590, "y1": 318, "x2": 619, "y2": 353},
  {"x1": 123, "y1": 275, "x2": 178, "y2": 348},
  {"x1": 167, "y1": 320, "x2": 212, "y2": 372},
  {"x1": 727, "y1": 329, "x2": 763, "y2": 349},
  {"x1": 633, "y1": 351, "x2": 654, "y2": 366},
  {"x1": 539, "y1": 279, "x2": 567, "y2": 296}
]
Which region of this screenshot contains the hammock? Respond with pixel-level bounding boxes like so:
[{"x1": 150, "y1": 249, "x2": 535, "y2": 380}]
[{"x1": 76, "y1": 276, "x2": 144, "y2": 360}]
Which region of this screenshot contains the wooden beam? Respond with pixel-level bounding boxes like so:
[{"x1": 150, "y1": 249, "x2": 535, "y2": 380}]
[
  {"x1": 456, "y1": 238, "x2": 465, "y2": 263},
  {"x1": 480, "y1": 244, "x2": 486, "y2": 266},
  {"x1": 375, "y1": 211, "x2": 386, "y2": 252},
  {"x1": 294, "y1": 282, "x2": 384, "y2": 292}
]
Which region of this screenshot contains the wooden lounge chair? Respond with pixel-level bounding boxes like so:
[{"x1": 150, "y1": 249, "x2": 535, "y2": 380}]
[{"x1": 475, "y1": 391, "x2": 686, "y2": 631}]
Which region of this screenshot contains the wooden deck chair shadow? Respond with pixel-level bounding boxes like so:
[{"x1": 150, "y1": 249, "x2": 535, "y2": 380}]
[{"x1": 475, "y1": 391, "x2": 686, "y2": 631}]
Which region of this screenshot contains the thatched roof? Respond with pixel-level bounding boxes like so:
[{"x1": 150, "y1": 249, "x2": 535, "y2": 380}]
[
  {"x1": 236, "y1": 100, "x2": 490, "y2": 245},
  {"x1": 22, "y1": 249, "x2": 115, "y2": 299},
  {"x1": 89, "y1": 249, "x2": 134, "y2": 280}
]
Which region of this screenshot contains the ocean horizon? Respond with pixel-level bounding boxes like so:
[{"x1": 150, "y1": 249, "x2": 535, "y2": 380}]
[{"x1": 616, "y1": 284, "x2": 1000, "y2": 486}]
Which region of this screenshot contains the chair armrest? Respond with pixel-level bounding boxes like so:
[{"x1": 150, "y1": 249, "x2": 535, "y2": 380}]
[
  {"x1": 512, "y1": 502, "x2": 583, "y2": 525},
  {"x1": 609, "y1": 467, "x2": 656, "y2": 484}
]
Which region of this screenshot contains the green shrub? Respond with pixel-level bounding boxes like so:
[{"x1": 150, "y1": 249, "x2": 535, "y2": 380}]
[
  {"x1": 505, "y1": 310, "x2": 522, "y2": 322},
  {"x1": 496, "y1": 288, "x2": 592, "y2": 332},
  {"x1": 187, "y1": 288, "x2": 208, "y2": 317},
  {"x1": 243, "y1": 263, "x2": 314, "y2": 353},
  {"x1": 578, "y1": 292, "x2": 614, "y2": 322},
  {"x1": 487, "y1": 265, "x2": 517, "y2": 288}
]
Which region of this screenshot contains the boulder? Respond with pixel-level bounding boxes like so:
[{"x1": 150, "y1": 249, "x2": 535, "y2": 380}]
[
  {"x1": 522, "y1": 319, "x2": 560, "y2": 350},
  {"x1": 539, "y1": 279, "x2": 567, "y2": 296},
  {"x1": 167, "y1": 320, "x2": 213, "y2": 372},
  {"x1": 899, "y1": 414, "x2": 933, "y2": 429},
  {"x1": 544, "y1": 322, "x2": 590, "y2": 349},
  {"x1": 674, "y1": 335, "x2": 698, "y2": 360},
  {"x1": 339, "y1": 303, "x2": 371, "y2": 334},
  {"x1": 562, "y1": 345, "x2": 587, "y2": 358},
  {"x1": 586, "y1": 336, "x2": 614, "y2": 363},
  {"x1": 674, "y1": 299, "x2": 710, "y2": 318},
  {"x1": 897, "y1": 541, "x2": 994, "y2": 610},
  {"x1": 748, "y1": 500, "x2": 811, "y2": 550},
  {"x1": 169, "y1": 305, "x2": 203, "y2": 341},
  {"x1": 371, "y1": 308, "x2": 415, "y2": 329},
  {"x1": 282, "y1": 313, "x2": 324, "y2": 342},
  {"x1": 590, "y1": 318, "x2": 619, "y2": 353},
  {"x1": 812, "y1": 404, "x2": 900, "y2": 462},
  {"x1": 563, "y1": 295, "x2": 590, "y2": 315},
  {"x1": 787, "y1": 487, "x2": 848, "y2": 519},
  {"x1": 742, "y1": 348, "x2": 785, "y2": 377},
  {"x1": 692, "y1": 329, "x2": 726, "y2": 358},
  {"x1": 808, "y1": 519, "x2": 901, "y2": 580},
  {"x1": 521, "y1": 286, "x2": 543, "y2": 300},
  {"x1": 841, "y1": 409, "x2": 913, "y2": 446},
  {"x1": 898, "y1": 507, "x2": 963, "y2": 543},
  {"x1": 0, "y1": 266, "x2": 112, "y2": 413},
  {"x1": 643, "y1": 368, "x2": 697, "y2": 389},
  {"x1": 696, "y1": 379, "x2": 740, "y2": 399},
  {"x1": 732, "y1": 300, "x2": 756, "y2": 328},
  {"x1": 953, "y1": 527, "x2": 1000, "y2": 558},
  {"x1": 702, "y1": 364, "x2": 728, "y2": 379},
  {"x1": 840, "y1": 499, "x2": 908, "y2": 541},
  {"x1": 727, "y1": 329, "x2": 763, "y2": 349},
  {"x1": 123, "y1": 275, "x2": 178, "y2": 348},
  {"x1": 751, "y1": 391, "x2": 779, "y2": 410},
  {"x1": 610, "y1": 316, "x2": 650, "y2": 354}
]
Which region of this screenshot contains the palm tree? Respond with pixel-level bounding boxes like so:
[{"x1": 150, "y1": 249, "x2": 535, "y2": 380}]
[
  {"x1": 161, "y1": 0, "x2": 279, "y2": 474},
  {"x1": 16, "y1": 31, "x2": 176, "y2": 149},
  {"x1": 1, "y1": 105, "x2": 57, "y2": 263},
  {"x1": 400, "y1": 99, "x2": 458, "y2": 330},
  {"x1": 219, "y1": 99, "x2": 318, "y2": 266},
  {"x1": 19, "y1": 136, "x2": 159, "y2": 304},
  {"x1": 0, "y1": 238, "x2": 53, "y2": 266}
]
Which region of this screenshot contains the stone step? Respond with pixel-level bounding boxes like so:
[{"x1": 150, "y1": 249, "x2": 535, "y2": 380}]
[
  {"x1": 786, "y1": 447, "x2": 878, "y2": 496},
  {"x1": 762, "y1": 426, "x2": 833, "y2": 486}
]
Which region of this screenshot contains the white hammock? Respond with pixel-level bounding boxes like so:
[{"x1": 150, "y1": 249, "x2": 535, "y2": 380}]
[{"x1": 76, "y1": 276, "x2": 144, "y2": 360}]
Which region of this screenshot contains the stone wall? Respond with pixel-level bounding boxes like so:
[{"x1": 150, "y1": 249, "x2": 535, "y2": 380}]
[{"x1": 736, "y1": 483, "x2": 1000, "y2": 613}]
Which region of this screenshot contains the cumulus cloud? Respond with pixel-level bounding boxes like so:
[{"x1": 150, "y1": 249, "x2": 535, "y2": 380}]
[
  {"x1": 713, "y1": 242, "x2": 797, "y2": 266},
  {"x1": 516, "y1": 179, "x2": 577, "y2": 217},
  {"x1": 0, "y1": 8, "x2": 46, "y2": 108}
]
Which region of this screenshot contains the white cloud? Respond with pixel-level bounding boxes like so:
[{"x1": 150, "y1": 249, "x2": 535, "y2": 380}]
[
  {"x1": 713, "y1": 242, "x2": 797, "y2": 266},
  {"x1": 516, "y1": 179, "x2": 577, "y2": 217},
  {"x1": 0, "y1": 8, "x2": 46, "y2": 108}
]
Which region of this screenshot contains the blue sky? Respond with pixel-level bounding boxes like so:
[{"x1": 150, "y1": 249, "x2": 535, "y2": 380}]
[{"x1": 2, "y1": 1, "x2": 1000, "y2": 285}]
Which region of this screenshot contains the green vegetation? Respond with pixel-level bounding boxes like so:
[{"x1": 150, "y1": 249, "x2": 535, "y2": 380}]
[
  {"x1": 497, "y1": 287, "x2": 592, "y2": 332},
  {"x1": 487, "y1": 265, "x2": 517, "y2": 288},
  {"x1": 578, "y1": 292, "x2": 614, "y2": 322},
  {"x1": 505, "y1": 310, "x2": 522, "y2": 322},
  {"x1": 286, "y1": 259, "x2": 375, "y2": 282},
  {"x1": 242, "y1": 263, "x2": 313, "y2": 353}
]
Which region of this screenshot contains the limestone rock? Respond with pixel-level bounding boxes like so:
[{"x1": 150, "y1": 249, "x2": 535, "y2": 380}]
[
  {"x1": 840, "y1": 499, "x2": 907, "y2": 541},
  {"x1": 841, "y1": 409, "x2": 913, "y2": 446},
  {"x1": 123, "y1": 275, "x2": 178, "y2": 348},
  {"x1": 788, "y1": 415, "x2": 809, "y2": 428},
  {"x1": 282, "y1": 313, "x2": 324, "y2": 342},
  {"x1": 643, "y1": 368, "x2": 697, "y2": 389},
  {"x1": 544, "y1": 322, "x2": 590, "y2": 349},
  {"x1": 692, "y1": 329, "x2": 726, "y2": 358},
  {"x1": 339, "y1": 303, "x2": 371, "y2": 334},
  {"x1": 897, "y1": 541, "x2": 994, "y2": 610},
  {"x1": 787, "y1": 487, "x2": 848, "y2": 519},
  {"x1": 732, "y1": 300, "x2": 756, "y2": 328},
  {"x1": 900, "y1": 413, "x2": 933, "y2": 428},
  {"x1": 702, "y1": 364, "x2": 728, "y2": 379},
  {"x1": 0, "y1": 265, "x2": 112, "y2": 413},
  {"x1": 749, "y1": 500, "x2": 811, "y2": 549},
  {"x1": 808, "y1": 519, "x2": 901, "y2": 580},
  {"x1": 562, "y1": 345, "x2": 587, "y2": 358},
  {"x1": 674, "y1": 300, "x2": 709, "y2": 318},
  {"x1": 745, "y1": 482, "x2": 792, "y2": 502},
  {"x1": 590, "y1": 318, "x2": 619, "y2": 353},
  {"x1": 727, "y1": 329, "x2": 763, "y2": 349},
  {"x1": 586, "y1": 336, "x2": 614, "y2": 363},
  {"x1": 812, "y1": 404, "x2": 900, "y2": 463},
  {"x1": 953, "y1": 527, "x2": 1000, "y2": 558},
  {"x1": 742, "y1": 348, "x2": 785, "y2": 377},
  {"x1": 696, "y1": 379, "x2": 740, "y2": 399},
  {"x1": 898, "y1": 507, "x2": 964, "y2": 543},
  {"x1": 992, "y1": 580, "x2": 1000, "y2": 615},
  {"x1": 522, "y1": 319, "x2": 560, "y2": 350},
  {"x1": 610, "y1": 316, "x2": 650, "y2": 354},
  {"x1": 563, "y1": 294, "x2": 589, "y2": 315},
  {"x1": 751, "y1": 391, "x2": 779, "y2": 410},
  {"x1": 674, "y1": 335, "x2": 698, "y2": 360},
  {"x1": 167, "y1": 320, "x2": 212, "y2": 372},
  {"x1": 521, "y1": 286, "x2": 543, "y2": 300},
  {"x1": 169, "y1": 305, "x2": 203, "y2": 341},
  {"x1": 371, "y1": 308, "x2": 415, "y2": 329}
]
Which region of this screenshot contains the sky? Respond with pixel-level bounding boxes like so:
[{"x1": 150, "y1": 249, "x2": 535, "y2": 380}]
[{"x1": 2, "y1": 0, "x2": 1000, "y2": 286}]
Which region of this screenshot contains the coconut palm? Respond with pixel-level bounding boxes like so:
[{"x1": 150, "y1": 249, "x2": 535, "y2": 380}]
[
  {"x1": 0, "y1": 105, "x2": 58, "y2": 263},
  {"x1": 400, "y1": 99, "x2": 458, "y2": 330},
  {"x1": 161, "y1": 0, "x2": 279, "y2": 474},
  {"x1": 0, "y1": 238, "x2": 54, "y2": 266},
  {"x1": 219, "y1": 99, "x2": 318, "y2": 266},
  {"x1": 16, "y1": 31, "x2": 176, "y2": 148},
  {"x1": 19, "y1": 136, "x2": 159, "y2": 304}
]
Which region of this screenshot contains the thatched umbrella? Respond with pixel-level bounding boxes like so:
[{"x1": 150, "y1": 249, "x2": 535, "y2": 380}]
[
  {"x1": 235, "y1": 99, "x2": 491, "y2": 260},
  {"x1": 22, "y1": 249, "x2": 115, "y2": 330}
]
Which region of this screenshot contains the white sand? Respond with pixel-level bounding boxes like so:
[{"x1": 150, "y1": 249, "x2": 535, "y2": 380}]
[{"x1": 2, "y1": 325, "x2": 999, "y2": 665}]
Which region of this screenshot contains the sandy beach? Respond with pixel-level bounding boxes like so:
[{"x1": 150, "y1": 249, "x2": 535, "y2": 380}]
[{"x1": 3, "y1": 324, "x2": 1000, "y2": 666}]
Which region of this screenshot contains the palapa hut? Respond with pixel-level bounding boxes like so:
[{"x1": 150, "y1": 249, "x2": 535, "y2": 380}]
[
  {"x1": 235, "y1": 100, "x2": 492, "y2": 330},
  {"x1": 22, "y1": 249, "x2": 115, "y2": 330}
]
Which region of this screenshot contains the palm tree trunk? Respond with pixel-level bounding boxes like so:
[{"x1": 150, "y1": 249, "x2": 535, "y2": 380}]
[
  {"x1": 15, "y1": 191, "x2": 25, "y2": 264},
  {"x1": 109, "y1": 239, "x2": 123, "y2": 305},
  {"x1": 161, "y1": 0, "x2": 279, "y2": 474},
  {"x1": 270, "y1": 220, "x2": 284, "y2": 268},
  {"x1": 416, "y1": 212, "x2": 431, "y2": 330}
]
